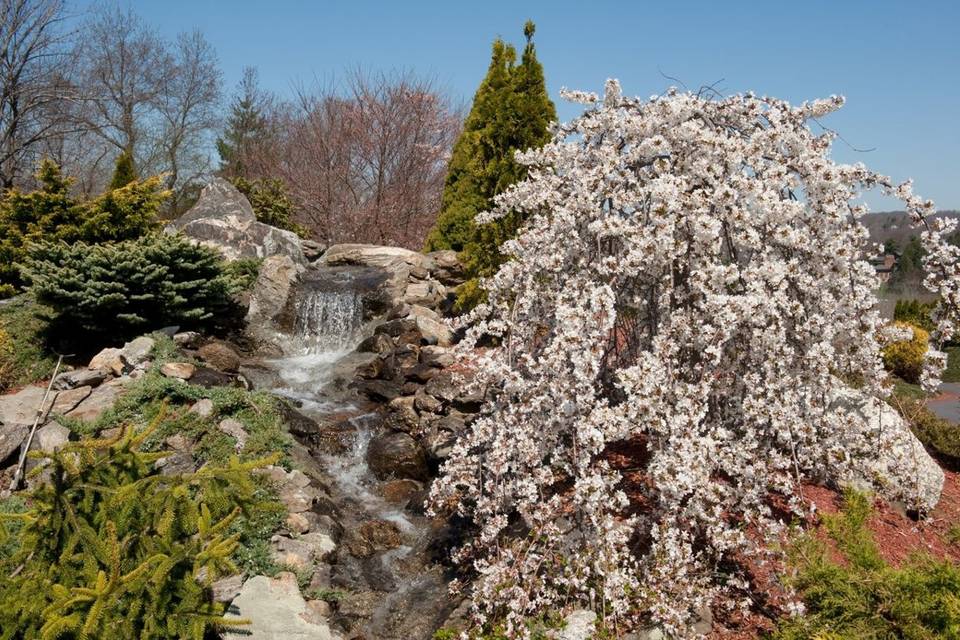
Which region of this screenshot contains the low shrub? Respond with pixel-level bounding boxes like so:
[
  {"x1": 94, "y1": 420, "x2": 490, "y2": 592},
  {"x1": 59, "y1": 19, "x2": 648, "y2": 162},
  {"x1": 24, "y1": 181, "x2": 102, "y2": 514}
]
[
  {"x1": 894, "y1": 298, "x2": 937, "y2": 333},
  {"x1": 0, "y1": 160, "x2": 166, "y2": 296},
  {"x1": 22, "y1": 233, "x2": 243, "y2": 349},
  {"x1": 224, "y1": 257, "x2": 263, "y2": 291},
  {"x1": 890, "y1": 392, "x2": 960, "y2": 468},
  {"x1": 882, "y1": 321, "x2": 928, "y2": 384},
  {"x1": 231, "y1": 177, "x2": 308, "y2": 237},
  {"x1": 61, "y1": 336, "x2": 294, "y2": 468},
  {"x1": 0, "y1": 413, "x2": 280, "y2": 639},
  {"x1": 775, "y1": 490, "x2": 960, "y2": 639},
  {"x1": 0, "y1": 296, "x2": 57, "y2": 393}
]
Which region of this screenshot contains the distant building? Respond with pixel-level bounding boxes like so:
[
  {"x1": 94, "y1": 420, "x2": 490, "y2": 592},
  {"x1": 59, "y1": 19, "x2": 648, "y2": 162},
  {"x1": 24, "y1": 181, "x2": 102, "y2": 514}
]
[{"x1": 869, "y1": 252, "x2": 898, "y2": 282}]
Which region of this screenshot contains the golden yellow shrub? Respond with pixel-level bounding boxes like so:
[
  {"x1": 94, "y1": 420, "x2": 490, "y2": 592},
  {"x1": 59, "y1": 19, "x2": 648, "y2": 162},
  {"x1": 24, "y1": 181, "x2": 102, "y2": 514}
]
[{"x1": 882, "y1": 321, "x2": 928, "y2": 384}]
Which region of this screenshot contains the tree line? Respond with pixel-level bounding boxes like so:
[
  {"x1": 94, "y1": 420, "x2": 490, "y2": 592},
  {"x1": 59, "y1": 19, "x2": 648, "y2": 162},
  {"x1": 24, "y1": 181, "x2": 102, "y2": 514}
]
[{"x1": 3, "y1": 0, "x2": 556, "y2": 304}]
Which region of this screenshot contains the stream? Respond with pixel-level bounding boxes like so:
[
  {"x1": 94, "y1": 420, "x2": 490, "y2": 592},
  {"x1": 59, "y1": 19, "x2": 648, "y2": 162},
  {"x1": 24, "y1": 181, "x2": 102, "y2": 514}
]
[{"x1": 255, "y1": 266, "x2": 455, "y2": 639}]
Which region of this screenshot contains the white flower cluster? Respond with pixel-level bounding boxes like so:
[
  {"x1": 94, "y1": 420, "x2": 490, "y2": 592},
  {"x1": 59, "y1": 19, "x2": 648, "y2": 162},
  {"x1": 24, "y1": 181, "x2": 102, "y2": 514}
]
[{"x1": 429, "y1": 81, "x2": 959, "y2": 637}]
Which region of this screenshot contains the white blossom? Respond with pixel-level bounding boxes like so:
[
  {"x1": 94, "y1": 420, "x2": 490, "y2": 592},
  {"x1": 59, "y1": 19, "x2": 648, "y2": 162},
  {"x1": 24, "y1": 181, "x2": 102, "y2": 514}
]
[{"x1": 429, "y1": 82, "x2": 959, "y2": 637}]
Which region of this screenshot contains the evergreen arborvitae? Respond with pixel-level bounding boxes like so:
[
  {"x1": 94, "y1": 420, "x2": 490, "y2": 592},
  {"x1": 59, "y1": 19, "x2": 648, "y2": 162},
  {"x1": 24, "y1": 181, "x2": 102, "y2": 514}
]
[
  {"x1": 109, "y1": 151, "x2": 138, "y2": 189},
  {"x1": 425, "y1": 21, "x2": 556, "y2": 310},
  {"x1": 231, "y1": 176, "x2": 307, "y2": 237},
  {"x1": 217, "y1": 67, "x2": 271, "y2": 178}
]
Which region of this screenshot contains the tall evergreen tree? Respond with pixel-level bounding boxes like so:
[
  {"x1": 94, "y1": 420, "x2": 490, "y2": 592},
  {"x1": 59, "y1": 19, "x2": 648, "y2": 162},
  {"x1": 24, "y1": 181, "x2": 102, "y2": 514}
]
[
  {"x1": 109, "y1": 150, "x2": 138, "y2": 190},
  {"x1": 217, "y1": 67, "x2": 271, "y2": 178},
  {"x1": 425, "y1": 22, "x2": 556, "y2": 310}
]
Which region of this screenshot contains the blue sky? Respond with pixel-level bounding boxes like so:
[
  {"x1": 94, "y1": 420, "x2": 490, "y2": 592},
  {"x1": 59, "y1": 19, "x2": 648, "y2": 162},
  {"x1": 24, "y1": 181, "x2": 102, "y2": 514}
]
[{"x1": 78, "y1": 1, "x2": 958, "y2": 210}]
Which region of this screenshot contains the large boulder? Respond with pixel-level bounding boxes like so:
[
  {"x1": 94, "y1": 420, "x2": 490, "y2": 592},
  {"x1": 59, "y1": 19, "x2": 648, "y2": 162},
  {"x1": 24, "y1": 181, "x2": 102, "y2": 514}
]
[
  {"x1": 245, "y1": 254, "x2": 305, "y2": 336},
  {"x1": 829, "y1": 383, "x2": 945, "y2": 512},
  {"x1": 321, "y1": 245, "x2": 419, "y2": 310},
  {"x1": 166, "y1": 178, "x2": 305, "y2": 265},
  {"x1": 366, "y1": 431, "x2": 429, "y2": 481},
  {"x1": 65, "y1": 377, "x2": 130, "y2": 423},
  {"x1": 223, "y1": 573, "x2": 336, "y2": 640},
  {"x1": 0, "y1": 385, "x2": 46, "y2": 426},
  {"x1": 322, "y1": 244, "x2": 430, "y2": 271},
  {"x1": 425, "y1": 249, "x2": 465, "y2": 286}
]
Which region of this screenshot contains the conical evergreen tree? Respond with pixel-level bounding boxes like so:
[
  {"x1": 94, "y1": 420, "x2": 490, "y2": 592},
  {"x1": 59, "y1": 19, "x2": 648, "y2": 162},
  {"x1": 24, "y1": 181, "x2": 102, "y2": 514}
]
[
  {"x1": 109, "y1": 151, "x2": 138, "y2": 190},
  {"x1": 217, "y1": 67, "x2": 271, "y2": 179},
  {"x1": 425, "y1": 22, "x2": 556, "y2": 310}
]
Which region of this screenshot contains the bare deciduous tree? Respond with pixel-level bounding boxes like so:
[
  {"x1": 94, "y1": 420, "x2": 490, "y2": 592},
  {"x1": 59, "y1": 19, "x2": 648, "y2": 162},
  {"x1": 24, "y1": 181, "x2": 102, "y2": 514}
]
[
  {"x1": 247, "y1": 71, "x2": 460, "y2": 248},
  {"x1": 71, "y1": 5, "x2": 221, "y2": 205},
  {"x1": 76, "y1": 5, "x2": 171, "y2": 169},
  {"x1": 0, "y1": 0, "x2": 76, "y2": 189},
  {"x1": 156, "y1": 29, "x2": 222, "y2": 210}
]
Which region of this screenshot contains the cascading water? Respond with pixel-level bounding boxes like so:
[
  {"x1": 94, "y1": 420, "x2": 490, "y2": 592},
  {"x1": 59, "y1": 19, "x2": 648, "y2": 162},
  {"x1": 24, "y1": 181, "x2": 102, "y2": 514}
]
[
  {"x1": 257, "y1": 265, "x2": 451, "y2": 639},
  {"x1": 292, "y1": 288, "x2": 365, "y2": 354},
  {"x1": 267, "y1": 279, "x2": 367, "y2": 413}
]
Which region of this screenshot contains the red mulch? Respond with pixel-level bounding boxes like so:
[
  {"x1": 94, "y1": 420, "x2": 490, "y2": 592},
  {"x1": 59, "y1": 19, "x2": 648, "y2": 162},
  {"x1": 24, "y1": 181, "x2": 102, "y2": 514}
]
[
  {"x1": 802, "y1": 470, "x2": 960, "y2": 566},
  {"x1": 707, "y1": 470, "x2": 960, "y2": 638}
]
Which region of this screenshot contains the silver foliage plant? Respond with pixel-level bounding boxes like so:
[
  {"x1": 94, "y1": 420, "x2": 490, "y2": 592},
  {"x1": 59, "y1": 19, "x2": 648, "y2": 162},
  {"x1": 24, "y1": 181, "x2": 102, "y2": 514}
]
[{"x1": 428, "y1": 80, "x2": 960, "y2": 636}]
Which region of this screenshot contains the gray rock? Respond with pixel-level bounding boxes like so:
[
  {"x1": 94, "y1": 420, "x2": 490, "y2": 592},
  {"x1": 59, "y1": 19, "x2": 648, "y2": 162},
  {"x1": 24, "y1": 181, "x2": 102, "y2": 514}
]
[
  {"x1": 88, "y1": 347, "x2": 125, "y2": 376},
  {"x1": 211, "y1": 574, "x2": 244, "y2": 603},
  {"x1": 0, "y1": 423, "x2": 28, "y2": 464},
  {"x1": 285, "y1": 512, "x2": 312, "y2": 534},
  {"x1": 420, "y1": 345, "x2": 455, "y2": 368},
  {"x1": 413, "y1": 388, "x2": 442, "y2": 414},
  {"x1": 121, "y1": 336, "x2": 155, "y2": 368},
  {"x1": 218, "y1": 418, "x2": 249, "y2": 451},
  {"x1": 272, "y1": 532, "x2": 336, "y2": 568},
  {"x1": 166, "y1": 178, "x2": 306, "y2": 265},
  {"x1": 173, "y1": 331, "x2": 202, "y2": 349},
  {"x1": 301, "y1": 239, "x2": 327, "y2": 261},
  {"x1": 322, "y1": 244, "x2": 429, "y2": 271},
  {"x1": 425, "y1": 249, "x2": 465, "y2": 285},
  {"x1": 424, "y1": 372, "x2": 459, "y2": 403},
  {"x1": 404, "y1": 280, "x2": 446, "y2": 307},
  {"x1": 52, "y1": 368, "x2": 108, "y2": 391},
  {"x1": 189, "y1": 398, "x2": 214, "y2": 418},
  {"x1": 356, "y1": 333, "x2": 394, "y2": 355},
  {"x1": 0, "y1": 385, "x2": 46, "y2": 425},
  {"x1": 387, "y1": 396, "x2": 419, "y2": 433},
  {"x1": 412, "y1": 314, "x2": 453, "y2": 346},
  {"x1": 32, "y1": 421, "x2": 70, "y2": 452},
  {"x1": 50, "y1": 386, "x2": 92, "y2": 415},
  {"x1": 246, "y1": 254, "x2": 305, "y2": 336},
  {"x1": 65, "y1": 378, "x2": 129, "y2": 422},
  {"x1": 223, "y1": 573, "x2": 336, "y2": 640},
  {"x1": 156, "y1": 450, "x2": 196, "y2": 476},
  {"x1": 366, "y1": 431, "x2": 428, "y2": 481},
  {"x1": 279, "y1": 484, "x2": 315, "y2": 514},
  {"x1": 353, "y1": 379, "x2": 402, "y2": 402},
  {"x1": 558, "y1": 609, "x2": 597, "y2": 640}
]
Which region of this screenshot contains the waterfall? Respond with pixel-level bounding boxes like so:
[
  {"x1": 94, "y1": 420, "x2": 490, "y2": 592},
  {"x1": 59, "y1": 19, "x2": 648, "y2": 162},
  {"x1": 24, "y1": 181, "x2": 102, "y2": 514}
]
[{"x1": 291, "y1": 288, "x2": 364, "y2": 354}]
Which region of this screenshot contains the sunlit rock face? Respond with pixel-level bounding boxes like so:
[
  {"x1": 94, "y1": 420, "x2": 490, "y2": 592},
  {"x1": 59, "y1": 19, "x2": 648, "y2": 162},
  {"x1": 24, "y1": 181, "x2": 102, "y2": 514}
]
[{"x1": 166, "y1": 178, "x2": 305, "y2": 265}]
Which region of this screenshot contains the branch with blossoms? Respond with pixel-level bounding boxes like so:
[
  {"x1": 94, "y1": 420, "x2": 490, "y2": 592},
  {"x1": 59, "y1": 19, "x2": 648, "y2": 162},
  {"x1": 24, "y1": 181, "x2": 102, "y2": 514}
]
[{"x1": 429, "y1": 80, "x2": 957, "y2": 638}]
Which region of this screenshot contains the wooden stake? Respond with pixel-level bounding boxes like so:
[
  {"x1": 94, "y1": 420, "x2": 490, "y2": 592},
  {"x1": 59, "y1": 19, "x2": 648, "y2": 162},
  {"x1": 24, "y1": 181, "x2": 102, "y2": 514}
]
[{"x1": 7, "y1": 355, "x2": 63, "y2": 493}]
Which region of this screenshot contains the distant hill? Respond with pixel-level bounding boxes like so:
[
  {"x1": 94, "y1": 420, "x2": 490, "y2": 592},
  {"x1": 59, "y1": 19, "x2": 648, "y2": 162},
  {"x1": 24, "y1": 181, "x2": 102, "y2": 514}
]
[{"x1": 861, "y1": 210, "x2": 960, "y2": 246}]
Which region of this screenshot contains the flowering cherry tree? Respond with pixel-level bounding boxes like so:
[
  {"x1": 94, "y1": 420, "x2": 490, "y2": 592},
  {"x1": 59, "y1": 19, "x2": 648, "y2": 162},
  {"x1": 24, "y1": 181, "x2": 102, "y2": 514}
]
[{"x1": 428, "y1": 80, "x2": 960, "y2": 636}]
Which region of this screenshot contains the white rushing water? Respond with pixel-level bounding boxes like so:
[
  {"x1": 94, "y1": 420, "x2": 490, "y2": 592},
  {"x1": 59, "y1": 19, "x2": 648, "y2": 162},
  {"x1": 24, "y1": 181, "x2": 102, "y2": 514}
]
[
  {"x1": 266, "y1": 282, "x2": 414, "y2": 530},
  {"x1": 268, "y1": 287, "x2": 365, "y2": 411}
]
